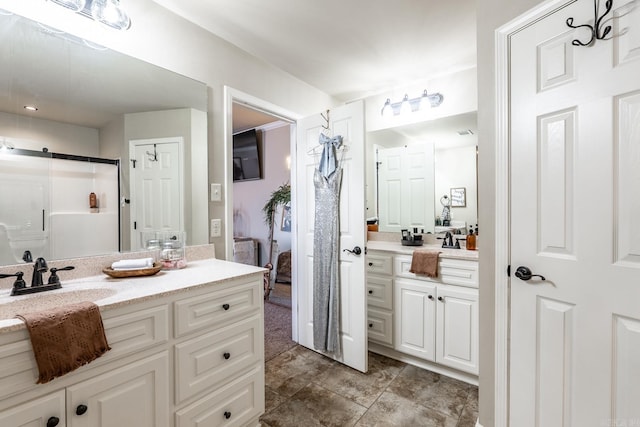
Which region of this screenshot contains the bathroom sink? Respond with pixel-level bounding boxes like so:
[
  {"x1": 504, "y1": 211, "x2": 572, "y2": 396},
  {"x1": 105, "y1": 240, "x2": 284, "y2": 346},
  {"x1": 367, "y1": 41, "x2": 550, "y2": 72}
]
[{"x1": 0, "y1": 288, "x2": 117, "y2": 320}]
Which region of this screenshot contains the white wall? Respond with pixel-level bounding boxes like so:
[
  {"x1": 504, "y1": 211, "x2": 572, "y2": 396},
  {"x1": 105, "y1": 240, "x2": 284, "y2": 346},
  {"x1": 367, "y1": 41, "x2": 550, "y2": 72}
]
[
  {"x1": 121, "y1": 108, "x2": 207, "y2": 251},
  {"x1": 0, "y1": 0, "x2": 337, "y2": 260},
  {"x1": 365, "y1": 68, "x2": 477, "y2": 133},
  {"x1": 233, "y1": 125, "x2": 291, "y2": 265},
  {"x1": 434, "y1": 145, "x2": 477, "y2": 230},
  {"x1": 0, "y1": 111, "x2": 99, "y2": 155}
]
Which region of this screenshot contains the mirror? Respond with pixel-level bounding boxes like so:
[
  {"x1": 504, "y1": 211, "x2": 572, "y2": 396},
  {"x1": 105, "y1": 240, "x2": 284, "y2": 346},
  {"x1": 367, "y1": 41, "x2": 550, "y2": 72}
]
[
  {"x1": 0, "y1": 11, "x2": 208, "y2": 266},
  {"x1": 367, "y1": 112, "x2": 478, "y2": 235}
]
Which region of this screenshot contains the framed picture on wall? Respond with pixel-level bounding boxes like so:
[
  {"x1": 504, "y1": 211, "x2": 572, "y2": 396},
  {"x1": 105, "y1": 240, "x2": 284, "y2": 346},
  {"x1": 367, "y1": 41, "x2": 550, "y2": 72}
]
[{"x1": 450, "y1": 187, "x2": 466, "y2": 207}]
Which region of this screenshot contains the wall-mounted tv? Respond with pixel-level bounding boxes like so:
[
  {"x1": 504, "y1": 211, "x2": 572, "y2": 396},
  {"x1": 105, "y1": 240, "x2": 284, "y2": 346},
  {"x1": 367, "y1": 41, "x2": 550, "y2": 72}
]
[{"x1": 233, "y1": 129, "x2": 262, "y2": 181}]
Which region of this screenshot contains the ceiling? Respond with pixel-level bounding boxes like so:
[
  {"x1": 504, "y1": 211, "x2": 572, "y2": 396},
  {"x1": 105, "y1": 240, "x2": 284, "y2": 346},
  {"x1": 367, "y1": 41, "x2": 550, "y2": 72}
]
[{"x1": 152, "y1": 0, "x2": 477, "y2": 102}]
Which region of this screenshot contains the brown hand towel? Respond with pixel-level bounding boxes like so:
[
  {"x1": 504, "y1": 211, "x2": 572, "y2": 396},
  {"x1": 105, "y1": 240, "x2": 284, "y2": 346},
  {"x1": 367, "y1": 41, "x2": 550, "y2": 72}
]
[
  {"x1": 409, "y1": 250, "x2": 440, "y2": 278},
  {"x1": 16, "y1": 301, "x2": 111, "y2": 384}
]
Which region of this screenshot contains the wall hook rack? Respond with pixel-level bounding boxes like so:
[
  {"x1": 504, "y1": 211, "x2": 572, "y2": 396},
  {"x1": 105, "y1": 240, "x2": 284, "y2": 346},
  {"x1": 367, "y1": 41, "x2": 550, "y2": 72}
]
[
  {"x1": 146, "y1": 144, "x2": 158, "y2": 162},
  {"x1": 566, "y1": 0, "x2": 614, "y2": 46},
  {"x1": 320, "y1": 109, "x2": 330, "y2": 132}
]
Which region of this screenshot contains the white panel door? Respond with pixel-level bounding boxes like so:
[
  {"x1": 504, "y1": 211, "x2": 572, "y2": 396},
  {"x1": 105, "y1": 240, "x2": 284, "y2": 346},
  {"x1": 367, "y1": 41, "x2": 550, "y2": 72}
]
[
  {"x1": 378, "y1": 143, "x2": 435, "y2": 233},
  {"x1": 510, "y1": 1, "x2": 640, "y2": 425},
  {"x1": 295, "y1": 101, "x2": 367, "y2": 372},
  {"x1": 130, "y1": 138, "x2": 184, "y2": 250}
]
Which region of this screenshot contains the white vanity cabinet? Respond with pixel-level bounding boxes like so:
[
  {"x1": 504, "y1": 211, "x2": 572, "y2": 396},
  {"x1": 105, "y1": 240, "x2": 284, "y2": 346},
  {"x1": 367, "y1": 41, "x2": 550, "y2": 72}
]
[
  {"x1": 367, "y1": 248, "x2": 479, "y2": 378},
  {"x1": 0, "y1": 267, "x2": 264, "y2": 427}
]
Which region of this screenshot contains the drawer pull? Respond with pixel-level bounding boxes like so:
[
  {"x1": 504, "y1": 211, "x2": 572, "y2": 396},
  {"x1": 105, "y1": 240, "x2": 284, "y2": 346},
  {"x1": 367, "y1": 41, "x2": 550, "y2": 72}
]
[
  {"x1": 76, "y1": 404, "x2": 88, "y2": 416},
  {"x1": 47, "y1": 417, "x2": 60, "y2": 427},
  {"x1": 368, "y1": 262, "x2": 373, "y2": 266},
  {"x1": 223, "y1": 352, "x2": 231, "y2": 360},
  {"x1": 222, "y1": 303, "x2": 230, "y2": 311},
  {"x1": 428, "y1": 295, "x2": 434, "y2": 300},
  {"x1": 368, "y1": 323, "x2": 373, "y2": 328},
  {"x1": 438, "y1": 296, "x2": 444, "y2": 302},
  {"x1": 368, "y1": 290, "x2": 373, "y2": 294},
  {"x1": 224, "y1": 411, "x2": 232, "y2": 419}
]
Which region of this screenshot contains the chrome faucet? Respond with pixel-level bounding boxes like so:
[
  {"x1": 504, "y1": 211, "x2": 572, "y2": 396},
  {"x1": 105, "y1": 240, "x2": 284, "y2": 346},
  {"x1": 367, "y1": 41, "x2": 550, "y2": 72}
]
[{"x1": 31, "y1": 257, "x2": 48, "y2": 287}]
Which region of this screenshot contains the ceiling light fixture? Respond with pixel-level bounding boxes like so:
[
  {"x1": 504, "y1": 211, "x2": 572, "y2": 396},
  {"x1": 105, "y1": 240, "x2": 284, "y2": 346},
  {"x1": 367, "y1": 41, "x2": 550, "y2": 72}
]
[
  {"x1": 46, "y1": 0, "x2": 131, "y2": 31},
  {"x1": 381, "y1": 89, "x2": 444, "y2": 117}
]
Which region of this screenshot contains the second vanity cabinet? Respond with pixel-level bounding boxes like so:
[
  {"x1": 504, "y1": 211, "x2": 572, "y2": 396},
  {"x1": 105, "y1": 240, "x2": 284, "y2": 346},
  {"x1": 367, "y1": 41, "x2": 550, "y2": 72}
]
[
  {"x1": 367, "y1": 250, "x2": 479, "y2": 377},
  {"x1": 0, "y1": 266, "x2": 264, "y2": 427}
]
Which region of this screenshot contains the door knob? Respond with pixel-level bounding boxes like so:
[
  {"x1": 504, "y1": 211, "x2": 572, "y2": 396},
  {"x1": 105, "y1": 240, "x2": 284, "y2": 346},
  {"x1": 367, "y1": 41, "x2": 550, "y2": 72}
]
[
  {"x1": 343, "y1": 246, "x2": 362, "y2": 255},
  {"x1": 515, "y1": 266, "x2": 546, "y2": 281}
]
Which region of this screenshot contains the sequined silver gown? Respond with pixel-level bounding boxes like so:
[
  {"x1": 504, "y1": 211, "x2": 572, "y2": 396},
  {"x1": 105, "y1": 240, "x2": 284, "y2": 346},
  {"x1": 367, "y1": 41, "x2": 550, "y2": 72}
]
[{"x1": 313, "y1": 166, "x2": 342, "y2": 356}]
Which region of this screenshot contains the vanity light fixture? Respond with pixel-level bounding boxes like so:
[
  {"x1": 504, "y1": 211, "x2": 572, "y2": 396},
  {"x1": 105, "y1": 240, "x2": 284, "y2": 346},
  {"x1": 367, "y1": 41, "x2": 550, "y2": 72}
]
[
  {"x1": 49, "y1": 0, "x2": 87, "y2": 12},
  {"x1": 46, "y1": 0, "x2": 131, "y2": 31},
  {"x1": 381, "y1": 89, "x2": 444, "y2": 117}
]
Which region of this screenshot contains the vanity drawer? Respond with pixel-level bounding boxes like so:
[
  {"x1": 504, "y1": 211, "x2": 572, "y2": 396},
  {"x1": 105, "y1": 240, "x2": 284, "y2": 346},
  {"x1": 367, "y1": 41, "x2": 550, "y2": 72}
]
[
  {"x1": 367, "y1": 308, "x2": 393, "y2": 346},
  {"x1": 394, "y1": 255, "x2": 440, "y2": 283},
  {"x1": 0, "y1": 305, "x2": 169, "y2": 401},
  {"x1": 367, "y1": 276, "x2": 393, "y2": 310},
  {"x1": 440, "y1": 258, "x2": 479, "y2": 288},
  {"x1": 175, "y1": 366, "x2": 264, "y2": 427},
  {"x1": 366, "y1": 253, "x2": 393, "y2": 276},
  {"x1": 174, "y1": 313, "x2": 262, "y2": 403},
  {"x1": 174, "y1": 279, "x2": 261, "y2": 338}
]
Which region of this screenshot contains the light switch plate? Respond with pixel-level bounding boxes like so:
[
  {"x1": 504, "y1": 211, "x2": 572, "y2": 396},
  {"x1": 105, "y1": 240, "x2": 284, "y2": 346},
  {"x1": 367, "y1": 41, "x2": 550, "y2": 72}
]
[{"x1": 210, "y1": 183, "x2": 222, "y2": 202}]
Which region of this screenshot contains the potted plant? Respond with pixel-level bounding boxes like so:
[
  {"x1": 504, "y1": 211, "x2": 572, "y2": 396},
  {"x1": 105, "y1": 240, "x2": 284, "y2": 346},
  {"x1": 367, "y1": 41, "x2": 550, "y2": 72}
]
[{"x1": 261, "y1": 183, "x2": 291, "y2": 298}]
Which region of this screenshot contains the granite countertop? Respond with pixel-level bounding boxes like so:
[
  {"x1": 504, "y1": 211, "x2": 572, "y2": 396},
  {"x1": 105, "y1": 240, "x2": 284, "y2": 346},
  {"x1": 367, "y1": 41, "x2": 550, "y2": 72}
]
[
  {"x1": 367, "y1": 240, "x2": 479, "y2": 261},
  {"x1": 0, "y1": 258, "x2": 265, "y2": 333}
]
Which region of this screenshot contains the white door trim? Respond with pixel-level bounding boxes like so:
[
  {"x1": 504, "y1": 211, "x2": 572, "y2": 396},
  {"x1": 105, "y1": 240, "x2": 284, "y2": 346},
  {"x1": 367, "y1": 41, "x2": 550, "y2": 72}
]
[
  {"x1": 494, "y1": 1, "x2": 576, "y2": 425},
  {"x1": 222, "y1": 86, "x2": 301, "y2": 339}
]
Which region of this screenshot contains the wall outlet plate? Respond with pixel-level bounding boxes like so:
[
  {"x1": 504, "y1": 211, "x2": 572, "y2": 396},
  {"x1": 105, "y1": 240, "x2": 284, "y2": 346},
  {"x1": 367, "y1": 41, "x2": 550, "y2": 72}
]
[{"x1": 210, "y1": 219, "x2": 222, "y2": 237}]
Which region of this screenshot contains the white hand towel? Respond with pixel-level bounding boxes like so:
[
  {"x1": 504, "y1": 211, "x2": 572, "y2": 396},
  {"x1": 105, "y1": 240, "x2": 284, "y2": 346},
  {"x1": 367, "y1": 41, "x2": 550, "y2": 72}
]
[{"x1": 111, "y1": 258, "x2": 153, "y2": 270}]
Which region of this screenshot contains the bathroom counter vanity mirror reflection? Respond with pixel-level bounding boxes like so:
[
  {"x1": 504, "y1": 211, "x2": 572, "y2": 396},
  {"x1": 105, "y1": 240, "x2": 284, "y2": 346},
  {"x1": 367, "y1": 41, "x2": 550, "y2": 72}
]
[
  {"x1": 366, "y1": 111, "x2": 478, "y2": 238},
  {"x1": 0, "y1": 10, "x2": 209, "y2": 267}
]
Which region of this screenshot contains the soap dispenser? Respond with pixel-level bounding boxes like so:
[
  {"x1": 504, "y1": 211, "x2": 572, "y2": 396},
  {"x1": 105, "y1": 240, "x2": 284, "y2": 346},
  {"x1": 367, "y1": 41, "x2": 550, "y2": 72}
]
[{"x1": 466, "y1": 227, "x2": 477, "y2": 251}]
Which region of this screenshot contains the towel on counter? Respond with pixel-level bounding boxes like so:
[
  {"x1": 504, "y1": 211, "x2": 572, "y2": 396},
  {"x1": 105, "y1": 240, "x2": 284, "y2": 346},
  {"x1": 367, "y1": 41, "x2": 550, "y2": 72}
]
[
  {"x1": 111, "y1": 257, "x2": 153, "y2": 270},
  {"x1": 16, "y1": 301, "x2": 111, "y2": 384},
  {"x1": 409, "y1": 250, "x2": 440, "y2": 278}
]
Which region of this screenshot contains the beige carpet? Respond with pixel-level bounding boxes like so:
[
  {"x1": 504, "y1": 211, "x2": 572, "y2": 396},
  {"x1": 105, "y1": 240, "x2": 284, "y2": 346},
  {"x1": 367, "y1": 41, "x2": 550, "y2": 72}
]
[{"x1": 264, "y1": 300, "x2": 296, "y2": 361}]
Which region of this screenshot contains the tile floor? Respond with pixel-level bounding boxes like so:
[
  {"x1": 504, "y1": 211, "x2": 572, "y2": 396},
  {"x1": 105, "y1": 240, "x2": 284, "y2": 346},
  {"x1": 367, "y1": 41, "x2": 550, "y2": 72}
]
[{"x1": 260, "y1": 345, "x2": 478, "y2": 427}]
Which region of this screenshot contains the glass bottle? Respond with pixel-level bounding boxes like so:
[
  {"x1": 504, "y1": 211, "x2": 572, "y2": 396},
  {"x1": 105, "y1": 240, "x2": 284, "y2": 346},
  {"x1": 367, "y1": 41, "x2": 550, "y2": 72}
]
[{"x1": 466, "y1": 227, "x2": 477, "y2": 250}]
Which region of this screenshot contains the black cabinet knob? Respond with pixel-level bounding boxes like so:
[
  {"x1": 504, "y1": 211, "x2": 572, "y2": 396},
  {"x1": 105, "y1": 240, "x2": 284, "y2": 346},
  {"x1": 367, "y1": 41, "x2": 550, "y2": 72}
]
[
  {"x1": 47, "y1": 416, "x2": 60, "y2": 427},
  {"x1": 368, "y1": 323, "x2": 373, "y2": 328},
  {"x1": 368, "y1": 262, "x2": 373, "y2": 267},
  {"x1": 368, "y1": 290, "x2": 373, "y2": 294},
  {"x1": 437, "y1": 296, "x2": 444, "y2": 302},
  {"x1": 223, "y1": 352, "x2": 231, "y2": 360},
  {"x1": 76, "y1": 404, "x2": 88, "y2": 416},
  {"x1": 428, "y1": 295, "x2": 434, "y2": 300},
  {"x1": 222, "y1": 303, "x2": 230, "y2": 311},
  {"x1": 224, "y1": 411, "x2": 232, "y2": 419}
]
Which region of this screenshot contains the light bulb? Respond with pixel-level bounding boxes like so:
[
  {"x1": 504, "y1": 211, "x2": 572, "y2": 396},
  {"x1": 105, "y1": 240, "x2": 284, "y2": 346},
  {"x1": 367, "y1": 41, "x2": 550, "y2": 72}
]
[
  {"x1": 91, "y1": 0, "x2": 131, "y2": 30},
  {"x1": 381, "y1": 99, "x2": 393, "y2": 117},
  {"x1": 49, "y1": 0, "x2": 87, "y2": 12}
]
